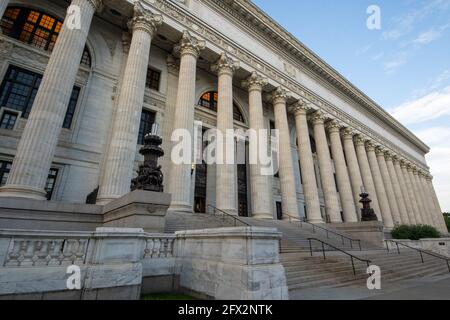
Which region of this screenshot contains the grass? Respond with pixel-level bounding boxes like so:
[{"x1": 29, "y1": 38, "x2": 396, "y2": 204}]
[{"x1": 141, "y1": 293, "x2": 197, "y2": 300}]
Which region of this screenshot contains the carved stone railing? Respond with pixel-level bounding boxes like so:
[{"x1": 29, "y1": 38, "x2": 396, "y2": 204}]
[
  {"x1": 1, "y1": 230, "x2": 92, "y2": 267},
  {"x1": 143, "y1": 235, "x2": 176, "y2": 259}
]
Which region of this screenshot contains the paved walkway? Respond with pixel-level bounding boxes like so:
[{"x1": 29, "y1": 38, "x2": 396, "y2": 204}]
[{"x1": 290, "y1": 274, "x2": 450, "y2": 300}]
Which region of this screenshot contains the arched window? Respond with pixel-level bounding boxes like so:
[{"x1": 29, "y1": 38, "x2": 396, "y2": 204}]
[
  {"x1": 1, "y1": 7, "x2": 91, "y2": 67},
  {"x1": 198, "y1": 91, "x2": 244, "y2": 123}
]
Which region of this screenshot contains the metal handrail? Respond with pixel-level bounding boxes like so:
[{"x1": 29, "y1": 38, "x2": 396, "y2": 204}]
[
  {"x1": 308, "y1": 238, "x2": 371, "y2": 275},
  {"x1": 385, "y1": 239, "x2": 450, "y2": 273},
  {"x1": 207, "y1": 205, "x2": 251, "y2": 227},
  {"x1": 288, "y1": 216, "x2": 362, "y2": 250}
]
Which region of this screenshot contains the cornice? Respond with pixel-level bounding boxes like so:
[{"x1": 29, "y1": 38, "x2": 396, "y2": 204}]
[{"x1": 206, "y1": 0, "x2": 429, "y2": 153}]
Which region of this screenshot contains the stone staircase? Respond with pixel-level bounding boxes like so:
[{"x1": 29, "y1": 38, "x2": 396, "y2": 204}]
[
  {"x1": 282, "y1": 249, "x2": 450, "y2": 291},
  {"x1": 163, "y1": 212, "x2": 450, "y2": 294}
]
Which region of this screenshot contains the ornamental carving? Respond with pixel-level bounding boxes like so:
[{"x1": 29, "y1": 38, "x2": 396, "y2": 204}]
[
  {"x1": 241, "y1": 72, "x2": 267, "y2": 92},
  {"x1": 128, "y1": 2, "x2": 163, "y2": 37},
  {"x1": 173, "y1": 31, "x2": 205, "y2": 58},
  {"x1": 211, "y1": 52, "x2": 240, "y2": 76}
]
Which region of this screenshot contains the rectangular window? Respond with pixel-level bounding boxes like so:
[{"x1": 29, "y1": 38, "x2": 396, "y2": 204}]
[
  {"x1": 0, "y1": 160, "x2": 58, "y2": 201},
  {"x1": 145, "y1": 68, "x2": 161, "y2": 91},
  {"x1": 138, "y1": 109, "x2": 156, "y2": 145},
  {"x1": 0, "y1": 65, "x2": 80, "y2": 128},
  {"x1": 45, "y1": 168, "x2": 58, "y2": 200},
  {"x1": 0, "y1": 111, "x2": 18, "y2": 130}
]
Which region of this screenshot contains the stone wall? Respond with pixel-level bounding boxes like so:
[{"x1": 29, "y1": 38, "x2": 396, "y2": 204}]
[
  {"x1": 0, "y1": 226, "x2": 288, "y2": 300},
  {"x1": 387, "y1": 238, "x2": 450, "y2": 258}
]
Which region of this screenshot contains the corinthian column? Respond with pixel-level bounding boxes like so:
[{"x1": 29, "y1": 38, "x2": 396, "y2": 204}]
[
  {"x1": 395, "y1": 160, "x2": 416, "y2": 225},
  {"x1": 366, "y1": 142, "x2": 393, "y2": 227},
  {"x1": 412, "y1": 168, "x2": 429, "y2": 225},
  {"x1": 0, "y1": 0, "x2": 102, "y2": 200},
  {"x1": 387, "y1": 155, "x2": 410, "y2": 225},
  {"x1": 97, "y1": 5, "x2": 162, "y2": 204},
  {"x1": 291, "y1": 102, "x2": 322, "y2": 223},
  {"x1": 426, "y1": 176, "x2": 448, "y2": 233},
  {"x1": 354, "y1": 136, "x2": 382, "y2": 220},
  {"x1": 327, "y1": 120, "x2": 357, "y2": 222},
  {"x1": 407, "y1": 165, "x2": 424, "y2": 224},
  {"x1": 212, "y1": 53, "x2": 240, "y2": 215},
  {"x1": 0, "y1": 1, "x2": 9, "y2": 21},
  {"x1": 342, "y1": 129, "x2": 364, "y2": 216},
  {"x1": 271, "y1": 87, "x2": 299, "y2": 220},
  {"x1": 417, "y1": 171, "x2": 434, "y2": 226},
  {"x1": 242, "y1": 72, "x2": 271, "y2": 219},
  {"x1": 310, "y1": 111, "x2": 341, "y2": 223},
  {"x1": 376, "y1": 149, "x2": 401, "y2": 225},
  {"x1": 400, "y1": 161, "x2": 418, "y2": 225},
  {"x1": 165, "y1": 32, "x2": 205, "y2": 213}
]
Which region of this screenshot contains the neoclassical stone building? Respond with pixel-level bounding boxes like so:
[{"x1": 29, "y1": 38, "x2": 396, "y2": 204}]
[{"x1": 0, "y1": 0, "x2": 446, "y2": 233}]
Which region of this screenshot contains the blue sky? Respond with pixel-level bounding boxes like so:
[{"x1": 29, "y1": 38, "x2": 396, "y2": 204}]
[{"x1": 253, "y1": 0, "x2": 450, "y2": 211}]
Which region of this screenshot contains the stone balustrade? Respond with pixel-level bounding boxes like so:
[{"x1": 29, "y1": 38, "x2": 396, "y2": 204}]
[{"x1": 0, "y1": 227, "x2": 287, "y2": 300}]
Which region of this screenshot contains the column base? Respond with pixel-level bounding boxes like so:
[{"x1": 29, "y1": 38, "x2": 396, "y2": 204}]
[
  {"x1": 0, "y1": 185, "x2": 47, "y2": 201},
  {"x1": 167, "y1": 202, "x2": 193, "y2": 214},
  {"x1": 307, "y1": 218, "x2": 325, "y2": 224},
  {"x1": 282, "y1": 214, "x2": 300, "y2": 222},
  {"x1": 252, "y1": 212, "x2": 274, "y2": 220},
  {"x1": 96, "y1": 196, "x2": 120, "y2": 206}
]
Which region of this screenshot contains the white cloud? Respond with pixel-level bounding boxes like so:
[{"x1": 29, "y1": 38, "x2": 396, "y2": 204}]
[
  {"x1": 384, "y1": 56, "x2": 407, "y2": 74},
  {"x1": 415, "y1": 127, "x2": 450, "y2": 211},
  {"x1": 390, "y1": 86, "x2": 450, "y2": 124},
  {"x1": 413, "y1": 29, "x2": 442, "y2": 44}
]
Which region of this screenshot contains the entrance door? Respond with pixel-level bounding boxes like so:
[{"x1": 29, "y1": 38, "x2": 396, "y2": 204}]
[
  {"x1": 276, "y1": 202, "x2": 283, "y2": 220},
  {"x1": 194, "y1": 129, "x2": 208, "y2": 214},
  {"x1": 237, "y1": 163, "x2": 248, "y2": 217}
]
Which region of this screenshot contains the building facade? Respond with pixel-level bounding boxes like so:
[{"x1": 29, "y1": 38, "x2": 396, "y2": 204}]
[{"x1": 0, "y1": 0, "x2": 446, "y2": 233}]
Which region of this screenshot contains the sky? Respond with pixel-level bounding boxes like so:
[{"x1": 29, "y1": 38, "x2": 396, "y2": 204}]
[{"x1": 252, "y1": 0, "x2": 450, "y2": 212}]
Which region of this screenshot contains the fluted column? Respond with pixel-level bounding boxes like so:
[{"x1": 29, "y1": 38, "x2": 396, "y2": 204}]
[
  {"x1": 407, "y1": 165, "x2": 424, "y2": 224},
  {"x1": 327, "y1": 120, "x2": 357, "y2": 222},
  {"x1": 242, "y1": 72, "x2": 271, "y2": 219},
  {"x1": 311, "y1": 111, "x2": 341, "y2": 223},
  {"x1": 0, "y1": 1, "x2": 9, "y2": 22},
  {"x1": 271, "y1": 87, "x2": 299, "y2": 220},
  {"x1": 291, "y1": 102, "x2": 323, "y2": 223},
  {"x1": 212, "y1": 53, "x2": 240, "y2": 215},
  {"x1": 164, "y1": 32, "x2": 205, "y2": 213},
  {"x1": 412, "y1": 168, "x2": 430, "y2": 225},
  {"x1": 417, "y1": 172, "x2": 434, "y2": 226},
  {"x1": 426, "y1": 176, "x2": 448, "y2": 233},
  {"x1": 342, "y1": 129, "x2": 364, "y2": 216},
  {"x1": 395, "y1": 160, "x2": 417, "y2": 225},
  {"x1": 354, "y1": 136, "x2": 382, "y2": 221},
  {"x1": 400, "y1": 162, "x2": 418, "y2": 225},
  {"x1": 0, "y1": 0, "x2": 102, "y2": 200},
  {"x1": 376, "y1": 149, "x2": 401, "y2": 225},
  {"x1": 97, "y1": 6, "x2": 162, "y2": 204},
  {"x1": 366, "y1": 142, "x2": 393, "y2": 227},
  {"x1": 387, "y1": 155, "x2": 410, "y2": 225}
]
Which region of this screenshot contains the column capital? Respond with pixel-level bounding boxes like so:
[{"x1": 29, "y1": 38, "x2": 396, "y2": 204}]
[
  {"x1": 384, "y1": 151, "x2": 393, "y2": 161},
  {"x1": 375, "y1": 146, "x2": 386, "y2": 156},
  {"x1": 392, "y1": 154, "x2": 400, "y2": 164},
  {"x1": 310, "y1": 110, "x2": 328, "y2": 125},
  {"x1": 290, "y1": 99, "x2": 312, "y2": 116},
  {"x1": 326, "y1": 119, "x2": 343, "y2": 134},
  {"x1": 241, "y1": 71, "x2": 267, "y2": 92},
  {"x1": 400, "y1": 159, "x2": 408, "y2": 169},
  {"x1": 270, "y1": 87, "x2": 289, "y2": 105},
  {"x1": 86, "y1": 0, "x2": 103, "y2": 12},
  {"x1": 174, "y1": 30, "x2": 205, "y2": 59},
  {"x1": 354, "y1": 134, "x2": 368, "y2": 146},
  {"x1": 128, "y1": 2, "x2": 163, "y2": 37},
  {"x1": 211, "y1": 52, "x2": 240, "y2": 76},
  {"x1": 365, "y1": 141, "x2": 377, "y2": 152},
  {"x1": 341, "y1": 128, "x2": 357, "y2": 140}
]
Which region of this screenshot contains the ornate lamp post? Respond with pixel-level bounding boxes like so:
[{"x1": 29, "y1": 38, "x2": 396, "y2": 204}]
[
  {"x1": 360, "y1": 186, "x2": 378, "y2": 221},
  {"x1": 131, "y1": 124, "x2": 165, "y2": 192}
]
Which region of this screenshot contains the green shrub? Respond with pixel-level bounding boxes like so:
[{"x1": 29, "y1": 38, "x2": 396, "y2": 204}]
[
  {"x1": 391, "y1": 224, "x2": 440, "y2": 240},
  {"x1": 444, "y1": 215, "x2": 450, "y2": 232}
]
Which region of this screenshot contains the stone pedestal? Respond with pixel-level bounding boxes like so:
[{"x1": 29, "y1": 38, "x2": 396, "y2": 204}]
[
  {"x1": 330, "y1": 221, "x2": 385, "y2": 247},
  {"x1": 103, "y1": 190, "x2": 171, "y2": 233}
]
